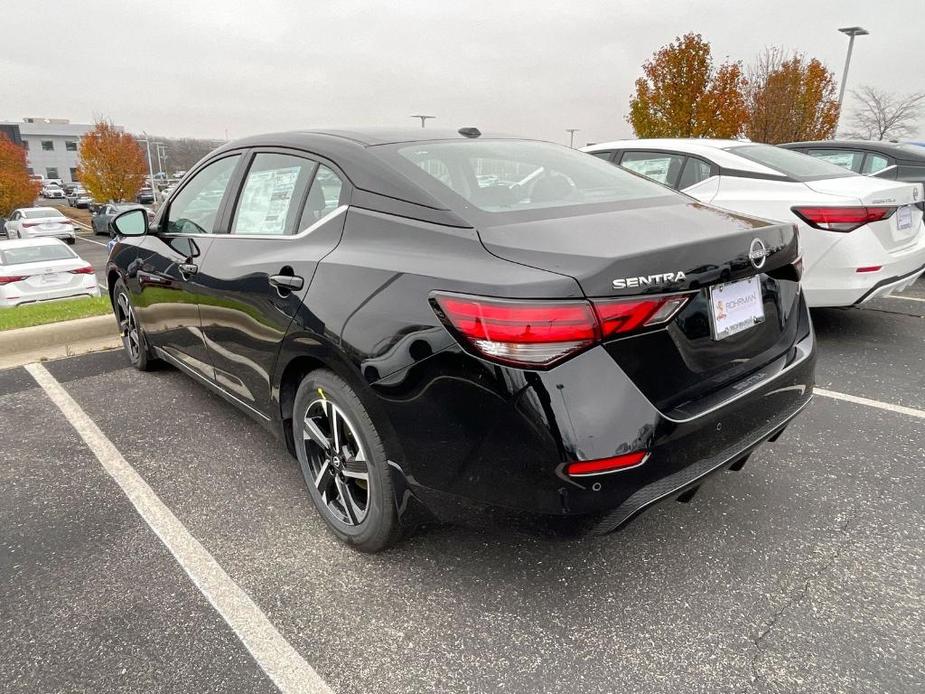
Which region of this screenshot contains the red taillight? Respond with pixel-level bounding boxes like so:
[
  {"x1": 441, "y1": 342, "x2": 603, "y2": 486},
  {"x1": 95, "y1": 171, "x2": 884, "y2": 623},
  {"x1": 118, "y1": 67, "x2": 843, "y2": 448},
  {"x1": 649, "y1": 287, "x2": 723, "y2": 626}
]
[
  {"x1": 68, "y1": 265, "x2": 94, "y2": 275},
  {"x1": 565, "y1": 450, "x2": 649, "y2": 476},
  {"x1": 856, "y1": 266, "x2": 882, "y2": 273},
  {"x1": 791, "y1": 206, "x2": 895, "y2": 232},
  {"x1": 0, "y1": 275, "x2": 28, "y2": 285},
  {"x1": 432, "y1": 292, "x2": 690, "y2": 368},
  {"x1": 21, "y1": 221, "x2": 42, "y2": 228}
]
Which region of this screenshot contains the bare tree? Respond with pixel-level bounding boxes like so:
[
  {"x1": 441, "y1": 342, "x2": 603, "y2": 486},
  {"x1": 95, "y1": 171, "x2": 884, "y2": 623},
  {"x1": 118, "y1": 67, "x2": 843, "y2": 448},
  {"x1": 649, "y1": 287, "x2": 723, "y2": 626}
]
[{"x1": 847, "y1": 86, "x2": 925, "y2": 140}]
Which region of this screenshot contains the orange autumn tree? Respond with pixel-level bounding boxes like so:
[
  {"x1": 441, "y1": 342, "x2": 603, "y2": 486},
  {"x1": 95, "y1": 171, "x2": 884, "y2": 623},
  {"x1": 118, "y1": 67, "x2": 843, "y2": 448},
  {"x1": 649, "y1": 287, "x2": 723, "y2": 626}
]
[
  {"x1": 0, "y1": 134, "x2": 41, "y2": 219},
  {"x1": 745, "y1": 48, "x2": 840, "y2": 143},
  {"x1": 77, "y1": 120, "x2": 147, "y2": 203},
  {"x1": 629, "y1": 33, "x2": 748, "y2": 138}
]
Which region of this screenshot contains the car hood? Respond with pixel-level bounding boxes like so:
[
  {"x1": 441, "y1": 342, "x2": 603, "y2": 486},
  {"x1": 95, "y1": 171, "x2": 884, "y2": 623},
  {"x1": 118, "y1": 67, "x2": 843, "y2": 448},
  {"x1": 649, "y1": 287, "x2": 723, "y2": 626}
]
[{"x1": 477, "y1": 199, "x2": 799, "y2": 297}]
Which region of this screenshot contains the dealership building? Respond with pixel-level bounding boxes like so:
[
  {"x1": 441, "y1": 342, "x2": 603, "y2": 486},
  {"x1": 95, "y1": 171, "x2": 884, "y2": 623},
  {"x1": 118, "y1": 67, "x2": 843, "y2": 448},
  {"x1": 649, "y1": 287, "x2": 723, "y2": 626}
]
[{"x1": 0, "y1": 117, "x2": 123, "y2": 184}]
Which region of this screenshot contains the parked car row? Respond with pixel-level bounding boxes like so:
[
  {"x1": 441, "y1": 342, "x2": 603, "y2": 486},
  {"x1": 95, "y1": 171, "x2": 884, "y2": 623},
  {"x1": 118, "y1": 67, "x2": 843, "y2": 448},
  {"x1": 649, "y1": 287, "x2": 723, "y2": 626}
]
[{"x1": 583, "y1": 138, "x2": 925, "y2": 308}]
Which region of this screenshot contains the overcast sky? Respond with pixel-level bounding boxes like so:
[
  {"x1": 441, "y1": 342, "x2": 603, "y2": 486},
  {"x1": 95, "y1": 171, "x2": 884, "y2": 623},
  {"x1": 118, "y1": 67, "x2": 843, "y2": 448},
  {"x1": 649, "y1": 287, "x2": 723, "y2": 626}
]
[{"x1": 2, "y1": 0, "x2": 923, "y2": 144}]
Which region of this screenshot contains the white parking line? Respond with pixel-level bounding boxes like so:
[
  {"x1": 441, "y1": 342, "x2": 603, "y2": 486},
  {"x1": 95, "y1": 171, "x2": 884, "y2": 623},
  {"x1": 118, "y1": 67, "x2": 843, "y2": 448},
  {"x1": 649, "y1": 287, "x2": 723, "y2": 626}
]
[
  {"x1": 25, "y1": 363, "x2": 333, "y2": 694},
  {"x1": 815, "y1": 388, "x2": 925, "y2": 420},
  {"x1": 76, "y1": 235, "x2": 107, "y2": 247},
  {"x1": 887, "y1": 294, "x2": 925, "y2": 303}
]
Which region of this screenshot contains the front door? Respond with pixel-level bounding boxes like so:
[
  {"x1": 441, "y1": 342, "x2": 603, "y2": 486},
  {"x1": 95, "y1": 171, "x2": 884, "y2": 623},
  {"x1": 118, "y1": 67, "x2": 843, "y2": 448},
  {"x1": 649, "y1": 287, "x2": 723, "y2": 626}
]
[
  {"x1": 130, "y1": 153, "x2": 243, "y2": 379},
  {"x1": 195, "y1": 150, "x2": 348, "y2": 414}
]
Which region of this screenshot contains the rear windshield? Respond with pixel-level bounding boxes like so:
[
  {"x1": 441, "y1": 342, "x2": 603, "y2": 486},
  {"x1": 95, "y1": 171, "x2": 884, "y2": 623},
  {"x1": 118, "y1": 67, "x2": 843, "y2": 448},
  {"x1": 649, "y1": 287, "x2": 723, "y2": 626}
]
[
  {"x1": 23, "y1": 209, "x2": 64, "y2": 219},
  {"x1": 728, "y1": 144, "x2": 857, "y2": 181},
  {"x1": 379, "y1": 140, "x2": 674, "y2": 214},
  {"x1": 0, "y1": 244, "x2": 76, "y2": 265}
]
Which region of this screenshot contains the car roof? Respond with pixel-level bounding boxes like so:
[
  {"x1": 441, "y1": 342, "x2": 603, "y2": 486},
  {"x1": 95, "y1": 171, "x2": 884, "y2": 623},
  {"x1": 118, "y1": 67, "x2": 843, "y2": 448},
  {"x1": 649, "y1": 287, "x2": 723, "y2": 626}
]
[
  {"x1": 582, "y1": 138, "x2": 780, "y2": 176},
  {"x1": 780, "y1": 139, "x2": 925, "y2": 162},
  {"x1": 208, "y1": 128, "x2": 532, "y2": 217}
]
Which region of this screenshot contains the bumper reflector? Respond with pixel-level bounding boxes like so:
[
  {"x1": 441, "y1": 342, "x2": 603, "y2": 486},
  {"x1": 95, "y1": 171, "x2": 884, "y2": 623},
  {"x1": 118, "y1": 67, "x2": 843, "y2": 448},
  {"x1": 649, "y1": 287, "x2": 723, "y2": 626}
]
[{"x1": 565, "y1": 450, "x2": 649, "y2": 476}]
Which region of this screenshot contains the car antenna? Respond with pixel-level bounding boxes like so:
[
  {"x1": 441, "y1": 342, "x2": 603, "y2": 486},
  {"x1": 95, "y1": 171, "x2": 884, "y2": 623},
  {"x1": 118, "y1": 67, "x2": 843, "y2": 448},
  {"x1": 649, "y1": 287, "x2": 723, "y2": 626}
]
[{"x1": 458, "y1": 127, "x2": 481, "y2": 139}]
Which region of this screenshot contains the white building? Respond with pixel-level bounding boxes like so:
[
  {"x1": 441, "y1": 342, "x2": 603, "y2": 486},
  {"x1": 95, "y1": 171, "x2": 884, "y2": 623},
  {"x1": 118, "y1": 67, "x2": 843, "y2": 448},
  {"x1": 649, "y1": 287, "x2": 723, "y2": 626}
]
[{"x1": 0, "y1": 117, "x2": 123, "y2": 184}]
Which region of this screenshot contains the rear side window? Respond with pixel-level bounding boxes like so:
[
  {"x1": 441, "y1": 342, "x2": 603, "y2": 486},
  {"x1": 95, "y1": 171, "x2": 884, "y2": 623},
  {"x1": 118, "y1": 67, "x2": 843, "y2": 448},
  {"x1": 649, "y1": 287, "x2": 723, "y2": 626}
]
[
  {"x1": 232, "y1": 153, "x2": 314, "y2": 236},
  {"x1": 862, "y1": 153, "x2": 890, "y2": 174},
  {"x1": 0, "y1": 244, "x2": 76, "y2": 265},
  {"x1": 589, "y1": 150, "x2": 615, "y2": 161},
  {"x1": 729, "y1": 144, "x2": 857, "y2": 181},
  {"x1": 166, "y1": 155, "x2": 240, "y2": 234},
  {"x1": 677, "y1": 157, "x2": 714, "y2": 190},
  {"x1": 620, "y1": 151, "x2": 686, "y2": 187},
  {"x1": 298, "y1": 165, "x2": 345, "y2": 231},
  {"x1": 806, "y1": 148, "x2": 864, "y2": 172}
]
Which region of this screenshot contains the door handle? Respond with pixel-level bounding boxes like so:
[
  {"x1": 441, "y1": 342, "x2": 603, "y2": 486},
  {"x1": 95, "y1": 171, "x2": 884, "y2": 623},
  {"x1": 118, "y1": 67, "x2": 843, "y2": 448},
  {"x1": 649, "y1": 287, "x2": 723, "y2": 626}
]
[
  {"x1": 178, "y1": 262, "x2": 198, "y2": 276},
  {"x1": 269, "y1": 274, "x2": 304, "y2": 291}
]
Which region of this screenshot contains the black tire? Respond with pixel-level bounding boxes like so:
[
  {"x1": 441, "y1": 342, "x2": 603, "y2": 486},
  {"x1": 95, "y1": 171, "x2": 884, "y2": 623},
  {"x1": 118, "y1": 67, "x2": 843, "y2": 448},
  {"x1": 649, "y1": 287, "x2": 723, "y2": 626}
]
[
  {"x1": 293, "y1": 369, "x2": 400, "y2": 552},
  {"x1": 112, "y1": 279, "x2": 155, "y2": 371}
]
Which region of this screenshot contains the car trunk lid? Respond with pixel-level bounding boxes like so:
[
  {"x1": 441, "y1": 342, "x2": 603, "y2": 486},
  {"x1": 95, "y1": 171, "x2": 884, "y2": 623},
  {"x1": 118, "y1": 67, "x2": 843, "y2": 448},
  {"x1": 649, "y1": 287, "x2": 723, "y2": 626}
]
[{"x1": 477, "y1": 199, "x2": 806, "y2": 411}]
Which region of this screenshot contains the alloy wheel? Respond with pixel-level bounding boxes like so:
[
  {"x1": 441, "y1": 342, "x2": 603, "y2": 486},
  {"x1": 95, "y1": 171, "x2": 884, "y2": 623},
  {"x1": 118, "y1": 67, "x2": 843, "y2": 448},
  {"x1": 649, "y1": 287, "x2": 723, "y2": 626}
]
[
  {"x1": 303, "y1": 398, "x2": 371, "y2": 526},
  {"x1": 116, "y1": 293, "x2": 141, "y2": 362}
]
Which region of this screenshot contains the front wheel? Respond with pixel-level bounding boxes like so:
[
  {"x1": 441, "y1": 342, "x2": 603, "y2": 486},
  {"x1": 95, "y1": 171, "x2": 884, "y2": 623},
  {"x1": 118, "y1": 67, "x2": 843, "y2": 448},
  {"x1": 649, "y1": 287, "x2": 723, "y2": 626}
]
[
  {"x1": 112, "y1": 279, "x2": 154, "y2": 371},
  {"x1": 294, "y1": 369, "x2": 400, "y2": 552}
]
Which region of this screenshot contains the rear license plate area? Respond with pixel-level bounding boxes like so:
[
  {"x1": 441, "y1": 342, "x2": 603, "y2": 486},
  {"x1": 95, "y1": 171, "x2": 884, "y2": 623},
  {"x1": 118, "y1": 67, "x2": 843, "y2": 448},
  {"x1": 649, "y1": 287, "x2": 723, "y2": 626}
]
[{"x1": 709, "y1": 276, "x2": 765, "y2": 340}]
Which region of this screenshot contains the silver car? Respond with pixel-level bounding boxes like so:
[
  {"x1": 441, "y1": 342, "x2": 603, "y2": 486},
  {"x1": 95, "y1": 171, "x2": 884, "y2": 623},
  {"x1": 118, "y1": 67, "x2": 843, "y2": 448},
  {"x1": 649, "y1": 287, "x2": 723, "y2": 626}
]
[{"x1": 3, "y1": 207, "x2": 77, "y2": 244}]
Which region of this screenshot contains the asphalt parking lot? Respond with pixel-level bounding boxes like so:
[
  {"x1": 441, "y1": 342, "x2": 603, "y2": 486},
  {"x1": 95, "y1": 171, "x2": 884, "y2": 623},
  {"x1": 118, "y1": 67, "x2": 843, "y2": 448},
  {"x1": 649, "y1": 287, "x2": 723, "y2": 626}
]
[{"x1": 1, "y1": 283, "x2": 923, "y2": 693}]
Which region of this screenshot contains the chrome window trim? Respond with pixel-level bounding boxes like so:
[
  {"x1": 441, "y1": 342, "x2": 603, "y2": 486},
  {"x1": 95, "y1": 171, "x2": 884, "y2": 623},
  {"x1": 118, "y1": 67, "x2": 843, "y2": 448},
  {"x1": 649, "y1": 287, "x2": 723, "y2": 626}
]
[{"x1": 155, "y1": 205, "x2": 349, "y2": 241}]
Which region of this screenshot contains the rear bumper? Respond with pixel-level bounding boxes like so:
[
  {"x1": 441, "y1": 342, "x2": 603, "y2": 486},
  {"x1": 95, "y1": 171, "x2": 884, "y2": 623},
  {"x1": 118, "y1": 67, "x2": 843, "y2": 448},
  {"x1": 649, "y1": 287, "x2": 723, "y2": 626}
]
[
  {"x1": 375, "y1": 302, "x2": 815, "y2": 526},
  {"x1": 854, "y1": 263, "x2": 925, "y2": 305},
  {"x1": 0, "y1": 283, "x2": 100, "y2": 307}
]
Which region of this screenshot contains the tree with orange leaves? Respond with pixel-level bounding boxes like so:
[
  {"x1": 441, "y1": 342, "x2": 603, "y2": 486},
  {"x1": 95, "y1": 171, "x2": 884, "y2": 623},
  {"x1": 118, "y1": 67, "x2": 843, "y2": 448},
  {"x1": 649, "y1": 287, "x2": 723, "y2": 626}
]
[
  {"x1": 745, "y1": 48, "x2": 840, "y2": 144},
  {"x1": 628, "y1": 33, "x2": 748, "y2": 139},
  {"x1": 77, "y1": 120, "x2": 148, "y2": 203},
  {"x1": 0, "y1": 134, "x2": 41, "y2": 220}
]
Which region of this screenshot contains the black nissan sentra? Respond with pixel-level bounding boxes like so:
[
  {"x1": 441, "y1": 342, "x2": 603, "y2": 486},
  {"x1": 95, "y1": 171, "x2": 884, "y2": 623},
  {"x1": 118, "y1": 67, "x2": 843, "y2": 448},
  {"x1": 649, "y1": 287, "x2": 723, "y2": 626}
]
[{"x1": 106, "y1": 128, "x2": 815, "y2": 552}]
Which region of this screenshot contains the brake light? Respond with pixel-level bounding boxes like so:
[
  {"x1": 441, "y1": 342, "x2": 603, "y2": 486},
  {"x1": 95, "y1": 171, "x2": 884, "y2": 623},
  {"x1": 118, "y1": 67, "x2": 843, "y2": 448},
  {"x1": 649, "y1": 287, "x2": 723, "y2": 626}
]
[
  {"x1": 432, "y1": 292, "x2": 690, "y2": 368},
  {"x1": 565, "y1": 450, "x2": 649, "y2": 476},
  {"x1": 791, "y1": 206, "x2": 895, "y2": 232},
  {"x1": 21, "y1": 221, "x2": 42, "y2": 228},
  {"x1": 68, "y1": 265, "x2": 94, "y2": 275},
  {"x1": 856, "y1": 266, "x2": 882, "y2": 273},
  {"x1": 0, "y1": 275, "x2": 28, "y2": 285}
]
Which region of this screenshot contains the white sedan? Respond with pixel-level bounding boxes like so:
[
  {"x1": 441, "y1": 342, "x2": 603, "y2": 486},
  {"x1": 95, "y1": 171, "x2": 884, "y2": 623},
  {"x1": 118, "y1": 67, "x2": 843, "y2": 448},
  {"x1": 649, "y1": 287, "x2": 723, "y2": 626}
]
[
  {"x1": 583, "y1": 139, "x2": 925, "y2": 307},
  {"x1": 3, "y1": 207, "x2": 77, "y2": 244},
  {"x1": 0, "y1": 238, "x2": 100, "y2": 307},
  {"x1": 42, "y1": 184, "x2": 66, "y2": 199}
]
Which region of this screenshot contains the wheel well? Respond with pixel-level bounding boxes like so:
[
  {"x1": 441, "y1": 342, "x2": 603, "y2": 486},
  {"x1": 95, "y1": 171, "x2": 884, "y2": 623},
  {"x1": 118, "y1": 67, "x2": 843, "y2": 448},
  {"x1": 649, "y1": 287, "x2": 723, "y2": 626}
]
[{"x1": 278, "y1": 355, "x2": 326, "y2": 457}]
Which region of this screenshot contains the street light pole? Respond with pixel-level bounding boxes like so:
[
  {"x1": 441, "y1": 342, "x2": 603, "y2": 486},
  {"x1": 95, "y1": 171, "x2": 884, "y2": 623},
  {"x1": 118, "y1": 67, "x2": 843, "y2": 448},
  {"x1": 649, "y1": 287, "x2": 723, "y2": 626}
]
[
  {"x1": 410, "y1": 115, "x2": 436, "y2": 128},
  {"x1": 565, "y1": 129, "x2": 580, "y2": 148},
  {"x1": 140, "y1": 133, "x2": 157, "y2": 205},
  {"x1": 836, "y1": 26, "x2": 869, "y2": 133}
]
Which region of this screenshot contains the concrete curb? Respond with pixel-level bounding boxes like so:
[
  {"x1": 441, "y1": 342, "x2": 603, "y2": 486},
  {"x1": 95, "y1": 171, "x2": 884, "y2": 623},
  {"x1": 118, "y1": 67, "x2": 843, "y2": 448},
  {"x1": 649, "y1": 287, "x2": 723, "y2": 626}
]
[{"x1": 0, "y1": 315, "x2": 121, "y2": 370}]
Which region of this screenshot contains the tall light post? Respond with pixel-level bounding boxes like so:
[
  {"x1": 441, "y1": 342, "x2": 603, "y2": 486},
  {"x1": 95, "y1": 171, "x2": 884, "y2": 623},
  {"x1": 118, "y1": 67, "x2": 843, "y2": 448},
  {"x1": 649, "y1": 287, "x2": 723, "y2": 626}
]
[
  {"x1": 565, "y1": 128, "x2": 580, "y2": 148},
  {"x1": 410, "y1": 115, "x2": 436, "y2": 128},
  {"x1": 836, "y1": 26, "x2": 869, "y2": 132},
  {"x1": 139, "y1": 133, "x2": 157, "y2": 203}
]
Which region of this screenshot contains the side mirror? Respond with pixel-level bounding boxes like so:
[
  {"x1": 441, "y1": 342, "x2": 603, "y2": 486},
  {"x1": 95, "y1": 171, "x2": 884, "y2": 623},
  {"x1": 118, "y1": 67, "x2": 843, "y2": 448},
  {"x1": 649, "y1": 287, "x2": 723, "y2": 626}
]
[{"x1": 111, "y1": 208, "x2": 149, "y2": 237}]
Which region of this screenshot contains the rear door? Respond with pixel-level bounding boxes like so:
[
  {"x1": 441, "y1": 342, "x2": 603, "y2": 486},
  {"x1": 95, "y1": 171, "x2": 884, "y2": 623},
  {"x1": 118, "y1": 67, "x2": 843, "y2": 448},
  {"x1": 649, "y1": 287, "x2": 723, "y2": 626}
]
[{"x1": 195, "y1": 149, "x2": 349, "y2": 415}]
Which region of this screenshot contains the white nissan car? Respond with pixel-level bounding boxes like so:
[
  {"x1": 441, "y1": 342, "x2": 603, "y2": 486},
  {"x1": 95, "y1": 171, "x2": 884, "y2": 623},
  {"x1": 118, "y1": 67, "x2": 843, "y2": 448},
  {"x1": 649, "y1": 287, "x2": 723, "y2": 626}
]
[
  {"x1": 0, "y1": 238, "x2": 99, "y2": 307},
  {"x1": 583, "y1": 140, "x2": 925, "y2": 307},
  {"x1": 3, "y1": 207, "x2": 77, "y2": 245}
]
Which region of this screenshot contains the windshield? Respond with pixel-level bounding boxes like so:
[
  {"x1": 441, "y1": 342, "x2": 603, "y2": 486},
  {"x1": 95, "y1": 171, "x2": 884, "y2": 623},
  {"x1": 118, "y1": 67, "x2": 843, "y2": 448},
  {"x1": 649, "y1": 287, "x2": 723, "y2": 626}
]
[
  {"x1": 23, "y1": 209, "x2": 64, "y2": 219},
  {"x1": 0, "y1": 244, "x2": 76, "y2": 265},
  {"x1": 729, "y1": 144, "x2": 857, "y2": 181},
  {"x1": 379, "y1": 140, "x2": 674, "y2": 214}
]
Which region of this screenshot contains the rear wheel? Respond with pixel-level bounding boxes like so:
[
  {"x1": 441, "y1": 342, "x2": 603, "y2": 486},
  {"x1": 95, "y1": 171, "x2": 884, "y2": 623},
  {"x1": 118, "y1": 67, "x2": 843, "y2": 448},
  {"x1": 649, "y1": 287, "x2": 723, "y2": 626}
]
[
  {"x1": 293, "y1": 369, "x2": 400, "y2": 552},
  {"x1": 112, "y1": 279, "x2": 154, "y2": 371}
]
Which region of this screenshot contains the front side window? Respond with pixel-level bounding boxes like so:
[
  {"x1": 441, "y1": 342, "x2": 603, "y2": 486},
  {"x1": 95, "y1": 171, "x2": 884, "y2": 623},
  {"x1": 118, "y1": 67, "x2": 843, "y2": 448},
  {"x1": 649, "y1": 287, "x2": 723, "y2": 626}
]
[
  {"x1": 299, "y1": 165, "x2": 345, "y2": 230},
  {"x1": 41, "y1": 140, "x2": 54, "y2": 151},
  {"x1": 65, "y1": 141, "x2": 78, "y2": 152},
  {"x1": 862, "y1": 153, "x2": 890, "y2": 174},
  {"x1": 232, "y1": 153, "x2": 314, "y2": 236},
  {"x1": 165, "y1": 155, "x2": 240, "y2": 234},
  {"x1": 620, "y1": 151, "x2": 686, "y2": 187},
  {"x1": 729, "y1": 144, "x2": 856, "y2": 181},
  {"x1": 382, "y1": 140, "x2": 670, "y2": 214},
  {"x1": 806, "y1": 148, "x2": 864, "y2": 172}
]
